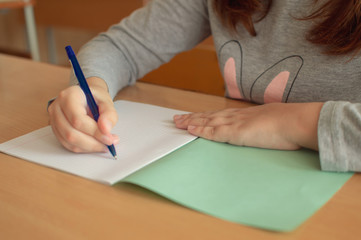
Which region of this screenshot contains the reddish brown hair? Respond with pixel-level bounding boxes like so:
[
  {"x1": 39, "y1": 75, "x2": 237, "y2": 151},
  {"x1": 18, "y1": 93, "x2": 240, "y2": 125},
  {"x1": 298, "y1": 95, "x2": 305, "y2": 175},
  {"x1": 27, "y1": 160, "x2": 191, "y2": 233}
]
[{"x1": 213, "y1": 0, "x2": 361, "y2": 56}]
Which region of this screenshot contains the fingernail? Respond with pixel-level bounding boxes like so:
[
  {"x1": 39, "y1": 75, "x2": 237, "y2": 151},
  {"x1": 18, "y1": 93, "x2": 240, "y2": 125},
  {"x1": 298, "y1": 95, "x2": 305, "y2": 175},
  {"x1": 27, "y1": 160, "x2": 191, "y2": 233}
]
[{"x1": 174, "y1": 115, "x2": 181, "y2": 120}]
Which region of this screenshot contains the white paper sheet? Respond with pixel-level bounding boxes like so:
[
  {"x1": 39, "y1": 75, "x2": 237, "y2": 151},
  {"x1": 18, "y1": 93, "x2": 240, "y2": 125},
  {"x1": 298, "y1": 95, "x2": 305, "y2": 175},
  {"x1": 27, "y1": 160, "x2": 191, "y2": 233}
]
[{"x1": 0, "y1": 100, "x2": 197, "y2": 184}]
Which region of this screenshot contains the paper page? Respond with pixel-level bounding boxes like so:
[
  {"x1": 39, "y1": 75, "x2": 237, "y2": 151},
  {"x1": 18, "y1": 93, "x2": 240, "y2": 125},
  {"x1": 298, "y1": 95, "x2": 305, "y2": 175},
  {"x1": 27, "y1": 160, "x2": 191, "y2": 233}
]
[
  {"x1": 123, "y1": 138, "x2": 353, "y2": 232},
  {"x1": 0, "y1": 100, "x2": 197, "y2": 184}
]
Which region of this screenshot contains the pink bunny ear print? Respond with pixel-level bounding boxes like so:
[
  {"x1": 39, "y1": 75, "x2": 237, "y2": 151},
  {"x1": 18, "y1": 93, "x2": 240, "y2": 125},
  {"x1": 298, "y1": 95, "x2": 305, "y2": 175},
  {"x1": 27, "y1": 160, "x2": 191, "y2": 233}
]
[
  {"x1": 263, "y1": 71, "x2": 290, "y2": 103},
  {"x1": 224, "y1": 57, "x2": 244, "y2": 99},
  {"x1": 250, "y1": 55, "x2": 303, "y2": 103},
  {"x1": 219, "y1": 40, "x2": 245, "y2": 100},
  {"x1": 219, "y1": 40, "x2": 303, "y2": 103}
]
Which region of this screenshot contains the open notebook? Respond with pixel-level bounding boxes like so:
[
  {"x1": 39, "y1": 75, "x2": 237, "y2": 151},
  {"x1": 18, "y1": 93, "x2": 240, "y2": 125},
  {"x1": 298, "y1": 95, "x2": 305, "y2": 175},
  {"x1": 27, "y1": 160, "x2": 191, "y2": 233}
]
[{"x1": 0, "y1": 100, "x2": 353, "y2": 232}]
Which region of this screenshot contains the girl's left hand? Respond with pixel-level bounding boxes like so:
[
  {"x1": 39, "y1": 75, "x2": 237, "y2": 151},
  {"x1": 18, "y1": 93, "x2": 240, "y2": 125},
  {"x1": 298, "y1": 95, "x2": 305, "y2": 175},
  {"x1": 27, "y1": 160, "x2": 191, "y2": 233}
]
[{"x1": 173, "y1": 102, "x2": 323, "y2": 151}]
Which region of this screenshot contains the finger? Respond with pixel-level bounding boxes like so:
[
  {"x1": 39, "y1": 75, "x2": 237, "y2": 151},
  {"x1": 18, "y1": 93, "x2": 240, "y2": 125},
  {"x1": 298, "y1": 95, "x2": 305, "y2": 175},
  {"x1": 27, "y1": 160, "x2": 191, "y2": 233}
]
[
  {"x1": 175, "y1": 114, "x2": 234, "y2": 130},
  {"x1": 185, "y1": 116, "x2": 234, "y2": 127},
  {"x1": 174, "y1": 114, "x2": 189, "y2": 129},
  {"x1": 174, "y1": 109, "x2": 238, "y2": 127},
  {"x1": 187, "y1": 124, "x2": 238, "y2": 144},
  {"x1": 174, "y1": 112, "x2": 211, "y2": 128},
  {"x1": 174, "y1": 111, "x2": 215, "y2": 121},
  {"x1": 50, "y1": 102, "x2": 108, "y2": 153},
  {"x1": 51, "y1": 122, "x2": 107, "y2": 153}
]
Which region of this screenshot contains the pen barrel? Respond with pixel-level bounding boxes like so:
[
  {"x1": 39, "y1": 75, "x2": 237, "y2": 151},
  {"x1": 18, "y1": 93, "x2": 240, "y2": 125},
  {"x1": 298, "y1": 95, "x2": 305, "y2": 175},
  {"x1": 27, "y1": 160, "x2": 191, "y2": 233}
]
[
  {"x1": 86, "y1": 93, "x2": 100, "y2": 121},
  {"x1": 65, "y1": 45, "x2": 100, "y2": 122}
]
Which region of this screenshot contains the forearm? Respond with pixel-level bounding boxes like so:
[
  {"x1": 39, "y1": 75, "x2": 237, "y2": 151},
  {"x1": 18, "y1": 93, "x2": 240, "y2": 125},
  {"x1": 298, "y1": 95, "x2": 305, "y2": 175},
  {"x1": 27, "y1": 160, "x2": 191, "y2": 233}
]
[{"x1": 75, "y1": 39, "x2": 133, "y2": 99}]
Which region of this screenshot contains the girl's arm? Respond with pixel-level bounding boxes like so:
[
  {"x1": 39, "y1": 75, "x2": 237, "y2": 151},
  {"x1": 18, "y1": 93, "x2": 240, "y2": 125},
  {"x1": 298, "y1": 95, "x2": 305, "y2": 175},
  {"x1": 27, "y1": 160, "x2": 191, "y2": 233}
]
[
  {"x1": 174, "y1": 101, "x2": 361, "y2": 172},
  {"x1": 174, "y1": 102, "x2": 323, "y2": 151}
]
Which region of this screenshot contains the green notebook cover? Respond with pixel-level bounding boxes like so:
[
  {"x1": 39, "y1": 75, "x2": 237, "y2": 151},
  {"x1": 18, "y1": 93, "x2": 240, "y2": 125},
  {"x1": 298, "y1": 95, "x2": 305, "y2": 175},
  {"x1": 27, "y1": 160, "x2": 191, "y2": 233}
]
[{"x1": 123, "y1": 138, "x2": 353, "y2": 232}]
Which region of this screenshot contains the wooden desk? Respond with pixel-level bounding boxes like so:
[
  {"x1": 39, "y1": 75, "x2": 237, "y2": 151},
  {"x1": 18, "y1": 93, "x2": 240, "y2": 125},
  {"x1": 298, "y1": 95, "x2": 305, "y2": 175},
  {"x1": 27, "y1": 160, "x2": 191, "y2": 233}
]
[{"x1": 0, "y1": 54, "x2": 360, "y2": 239}]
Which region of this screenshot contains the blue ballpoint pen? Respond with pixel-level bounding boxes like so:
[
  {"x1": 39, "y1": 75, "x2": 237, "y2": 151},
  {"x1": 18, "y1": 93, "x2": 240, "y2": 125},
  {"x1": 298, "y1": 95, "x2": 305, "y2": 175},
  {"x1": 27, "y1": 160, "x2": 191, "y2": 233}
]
[{"x1": 65, "y1": 45, "x2": 117, "y2": 160}]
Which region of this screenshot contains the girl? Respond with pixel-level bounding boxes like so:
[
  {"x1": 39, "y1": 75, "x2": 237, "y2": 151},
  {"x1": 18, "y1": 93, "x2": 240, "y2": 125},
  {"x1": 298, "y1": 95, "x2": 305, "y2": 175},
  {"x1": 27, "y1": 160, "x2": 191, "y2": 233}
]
[{"x1": 48, "y1": 0, "x2": 361, "y2": 172}]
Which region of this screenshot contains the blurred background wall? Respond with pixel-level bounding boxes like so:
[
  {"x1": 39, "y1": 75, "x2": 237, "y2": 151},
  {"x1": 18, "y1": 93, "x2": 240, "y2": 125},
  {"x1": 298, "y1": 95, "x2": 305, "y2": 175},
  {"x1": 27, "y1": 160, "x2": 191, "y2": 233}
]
[{"x1": 0, "y1": 0, "x2": 224, "y2": 96}]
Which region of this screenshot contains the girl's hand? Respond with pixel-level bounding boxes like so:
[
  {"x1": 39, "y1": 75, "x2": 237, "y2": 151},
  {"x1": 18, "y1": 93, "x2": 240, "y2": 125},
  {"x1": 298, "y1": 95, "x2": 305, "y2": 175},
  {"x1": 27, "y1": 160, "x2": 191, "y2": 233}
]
[
  {"x1": 174, "y1": 102, "x2": 323, "y2": 151},
  {"x1": 48, "y1": 77, "x2": 119, "y2": 153}
]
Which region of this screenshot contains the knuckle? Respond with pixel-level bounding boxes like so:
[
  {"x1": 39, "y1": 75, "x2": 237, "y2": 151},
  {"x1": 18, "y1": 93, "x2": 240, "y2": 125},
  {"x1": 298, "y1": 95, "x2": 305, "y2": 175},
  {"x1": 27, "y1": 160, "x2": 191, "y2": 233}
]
[
  {"x1": 208, "y1": 127, "x2": 216, "y2": 138},
  {"x1": 70, "y1": 116, "x2": 83, "y2": 129},
  {"x1": 58, "y1": 86, "x2": 79, "y2": 102},
  {"x1": 64, "y1": 130, "x2": 77, "y2": 144},
  {"x1": 208, "y1": 116, "x2": 220, "y2": 125},
  {"x1": 200, "y1": 118, "x2": 209, "y2": 125},
  {"x1": 201, "y1": 126, "x2": 216, "y2": 140},
  {"x1": 58, "y1": 89, "x2": 69, "y2": 100},
  {"x1": 212, "y1": 125, "x2": 228, "y2": 142}
]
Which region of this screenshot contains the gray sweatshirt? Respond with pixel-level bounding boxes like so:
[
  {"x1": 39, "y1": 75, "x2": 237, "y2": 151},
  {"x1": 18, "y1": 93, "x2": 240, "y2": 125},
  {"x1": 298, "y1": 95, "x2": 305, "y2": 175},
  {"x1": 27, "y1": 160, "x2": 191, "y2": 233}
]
[{"x1": 74, "y1": 0, "x2": 361, "y2": 172}]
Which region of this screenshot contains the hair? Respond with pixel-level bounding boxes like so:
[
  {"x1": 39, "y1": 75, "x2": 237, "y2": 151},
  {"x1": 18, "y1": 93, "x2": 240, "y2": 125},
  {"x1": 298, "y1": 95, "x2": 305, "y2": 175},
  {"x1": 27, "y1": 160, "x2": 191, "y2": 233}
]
[{"x1": 213, "y1": 0, "x2": 361, "y2": 56}]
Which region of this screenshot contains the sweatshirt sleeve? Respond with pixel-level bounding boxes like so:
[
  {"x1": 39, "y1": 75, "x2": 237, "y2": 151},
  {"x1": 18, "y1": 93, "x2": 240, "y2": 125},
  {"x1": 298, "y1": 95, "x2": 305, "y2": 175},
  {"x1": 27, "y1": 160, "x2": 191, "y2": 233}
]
[
  {"x1": 318, "y1": 101, "x2": 361, "y2": 172},
  {"x1": 71, "y1": 0, "x2": 211, "y2": 99}
]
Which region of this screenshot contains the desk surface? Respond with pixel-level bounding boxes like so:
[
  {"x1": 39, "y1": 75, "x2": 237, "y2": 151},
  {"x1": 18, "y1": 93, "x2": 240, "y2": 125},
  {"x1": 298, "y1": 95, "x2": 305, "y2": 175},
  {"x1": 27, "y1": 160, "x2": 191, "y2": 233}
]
[{"x1": 0, "y1": 54, "x2": 360, "y2": 239}]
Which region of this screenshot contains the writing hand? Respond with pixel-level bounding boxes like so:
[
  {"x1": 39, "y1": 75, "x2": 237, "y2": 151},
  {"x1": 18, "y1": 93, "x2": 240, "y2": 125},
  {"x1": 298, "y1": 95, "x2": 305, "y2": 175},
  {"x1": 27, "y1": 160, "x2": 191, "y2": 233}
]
[{"x1": 48, "y1": 77, "x2": 119, "y2": 153}]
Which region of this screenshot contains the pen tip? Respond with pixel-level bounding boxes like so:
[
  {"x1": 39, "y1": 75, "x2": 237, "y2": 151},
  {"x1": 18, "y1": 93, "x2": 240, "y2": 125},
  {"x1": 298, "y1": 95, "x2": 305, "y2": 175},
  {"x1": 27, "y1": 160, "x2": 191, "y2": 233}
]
[{"x1": 114, "y1": 155, "x2": 118, "y2": 160}]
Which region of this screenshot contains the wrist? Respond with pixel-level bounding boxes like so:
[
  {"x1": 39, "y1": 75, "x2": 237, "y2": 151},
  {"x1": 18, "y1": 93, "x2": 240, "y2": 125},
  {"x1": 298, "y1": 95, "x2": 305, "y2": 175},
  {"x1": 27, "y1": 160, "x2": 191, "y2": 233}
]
[
  {"x1": 87, "y1": 77, "x2": 109, "y2": 92},
  {"x1": 285, "y1": 102, "x2": 324, "y2": 151}
]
